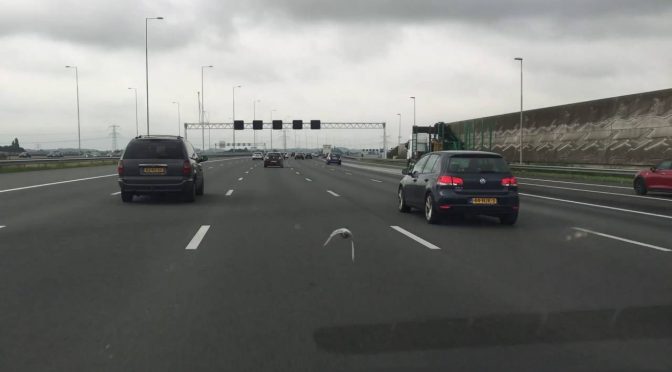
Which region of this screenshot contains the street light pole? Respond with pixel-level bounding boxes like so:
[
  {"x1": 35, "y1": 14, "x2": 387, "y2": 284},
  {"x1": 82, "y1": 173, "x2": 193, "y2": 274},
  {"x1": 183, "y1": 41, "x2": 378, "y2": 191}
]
[
  {"x1": 253, "y1": 99, "x2": 260, "y2": 148},
  {"x1": 65, "y1": 66, "x2": 81, "y2": 154},
  {"x1": 232, "y1": 85, "x2": 242, "y2": 151},
  {"x1": 410, "y1": 97, "x2": 416, "y2": 128},
  {"x1": 397, "y1": 113, "x2": 402, "y2": 147},
  {"x1": 514, "y1": 57, "x2": 524, "y2": 164},
  {"x1": 145, "y1": 16, "x2": 164, "y2": 136},
  {"x1": 270, "y1": 109, "x2": 276, "y2": 150},
  {"x1": 128, "y1": 87, "x2": 139, "y2": 136},
  {"x1": 201, "y1": 65, "x2": 213, "y2": 150},
  {"x1": 172, "y1": 101, "x2": 180, "y2": 136}
]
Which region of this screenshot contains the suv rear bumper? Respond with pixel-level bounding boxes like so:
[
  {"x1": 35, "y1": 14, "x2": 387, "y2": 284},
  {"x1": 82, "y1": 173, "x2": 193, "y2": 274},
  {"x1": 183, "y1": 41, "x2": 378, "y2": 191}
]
[{"x1": 118, "y1": 178, "x2": 194, "y2": 194}]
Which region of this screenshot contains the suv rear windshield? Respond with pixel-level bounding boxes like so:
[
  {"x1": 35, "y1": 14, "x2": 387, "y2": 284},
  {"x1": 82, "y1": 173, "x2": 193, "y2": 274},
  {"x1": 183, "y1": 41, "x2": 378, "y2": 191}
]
[
  {"x1": 447, "y1": 155, "x2": 511, "y2": 174},
  {"x1": 123, "y1": 139, "x2": 185, "y2": 159}
]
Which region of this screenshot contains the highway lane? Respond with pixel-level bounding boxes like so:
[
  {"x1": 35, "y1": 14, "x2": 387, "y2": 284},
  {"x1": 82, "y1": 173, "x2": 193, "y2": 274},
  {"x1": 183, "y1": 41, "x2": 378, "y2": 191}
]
[{"x1": 1, "y1": 157, "x2": 671, "y2": 371}]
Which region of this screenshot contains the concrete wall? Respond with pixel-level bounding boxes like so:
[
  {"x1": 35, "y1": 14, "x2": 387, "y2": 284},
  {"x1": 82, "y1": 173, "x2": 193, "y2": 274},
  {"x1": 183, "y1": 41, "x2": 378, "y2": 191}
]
[{"x1": 447, "y1": 88, "x2": 672, "y2": 166}]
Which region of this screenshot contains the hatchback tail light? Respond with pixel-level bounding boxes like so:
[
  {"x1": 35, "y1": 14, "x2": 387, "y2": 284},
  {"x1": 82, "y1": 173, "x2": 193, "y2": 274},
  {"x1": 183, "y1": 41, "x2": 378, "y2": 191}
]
[
  {"x1": 182, "y1": 160, "x2": 192, "y2": 176},
  {"x1": 117, "y1": 160, "x2": 124, "y2": 176},
  {"x1": 437, "y1": 175, "x2": 464, "y2": 186},
  {"x1": 501, "y1": 177, "x2": 518, "y2": 186}
]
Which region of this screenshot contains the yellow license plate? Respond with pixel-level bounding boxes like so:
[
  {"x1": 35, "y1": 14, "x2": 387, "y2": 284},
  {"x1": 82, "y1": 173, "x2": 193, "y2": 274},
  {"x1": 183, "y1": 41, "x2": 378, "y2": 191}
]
[
  {"x1": 143, "y1": 167, "x2": 166, "y2": 175},
  {"x1": 471, "y1": 197, "x2": 497, "y2": 205}
]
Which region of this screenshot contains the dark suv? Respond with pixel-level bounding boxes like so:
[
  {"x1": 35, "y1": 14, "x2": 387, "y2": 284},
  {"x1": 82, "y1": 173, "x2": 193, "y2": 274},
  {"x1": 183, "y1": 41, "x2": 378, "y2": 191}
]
[
  {"x1": 264, "y1": 152, "x2": 284, "y2": 168},
  {"x1": 117, "y1": 135, "x2": 206, "y2": 202},
  {"x1": 398, "y1": 151, "x2": 519, "y2": 224}
]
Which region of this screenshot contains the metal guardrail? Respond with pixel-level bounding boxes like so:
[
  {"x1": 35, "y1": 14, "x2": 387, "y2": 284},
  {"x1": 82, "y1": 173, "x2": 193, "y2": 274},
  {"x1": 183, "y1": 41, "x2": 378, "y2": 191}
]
[
  {"x1": 342, "y1": 156, "x2": 640, "y2": 178},
  {"x1": 0, "y1": 157, "x2": 120, "y2": 170},
  {"x1": 509, "y1": 164, "x2": 638, "y2": 176}
]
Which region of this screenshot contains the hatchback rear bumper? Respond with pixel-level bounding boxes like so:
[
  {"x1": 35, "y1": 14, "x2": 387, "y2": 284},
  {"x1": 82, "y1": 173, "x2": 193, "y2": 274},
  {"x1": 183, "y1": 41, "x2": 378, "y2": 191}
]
[{"x1": 435, "y1": 192, "x2": 519, "y2": 216}]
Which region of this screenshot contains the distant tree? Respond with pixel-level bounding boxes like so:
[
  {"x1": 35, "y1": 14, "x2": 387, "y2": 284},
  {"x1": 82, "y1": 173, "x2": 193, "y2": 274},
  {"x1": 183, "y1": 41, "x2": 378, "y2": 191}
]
[{"x1": 11, "y1": 138, "x2": 19, "y2": 149}]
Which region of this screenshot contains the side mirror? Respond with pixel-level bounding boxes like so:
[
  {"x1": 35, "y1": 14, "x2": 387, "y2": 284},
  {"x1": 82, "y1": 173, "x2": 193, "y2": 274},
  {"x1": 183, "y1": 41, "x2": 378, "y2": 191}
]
[
  {"x1": 401, "y1": 169, "x2": 409, "y2": 175},
  {"x1": 202, "y1": 155, "x2": 208, "y2": 162},
  {"x1": 650, "y1": 166, "x2": 656, "y2": 172}
]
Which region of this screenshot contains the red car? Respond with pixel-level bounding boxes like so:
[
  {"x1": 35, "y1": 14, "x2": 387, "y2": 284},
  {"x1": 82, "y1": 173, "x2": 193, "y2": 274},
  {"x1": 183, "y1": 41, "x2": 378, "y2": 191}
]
[{"x1": 634, "y1": 160, "x2": 672, "y2": 195}]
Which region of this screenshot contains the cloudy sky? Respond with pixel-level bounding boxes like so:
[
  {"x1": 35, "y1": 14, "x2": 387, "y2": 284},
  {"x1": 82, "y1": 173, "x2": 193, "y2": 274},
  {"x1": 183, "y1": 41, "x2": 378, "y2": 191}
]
[{"x1": 1, "y1": 0, "x2": 671, "y2": 151}]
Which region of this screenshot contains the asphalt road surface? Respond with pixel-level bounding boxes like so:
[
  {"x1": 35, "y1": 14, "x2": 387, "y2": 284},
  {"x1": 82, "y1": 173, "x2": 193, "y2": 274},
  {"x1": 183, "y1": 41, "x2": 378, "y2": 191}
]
[{"x1": 1, "y1": 157, "x2": 671, "y2": 371}]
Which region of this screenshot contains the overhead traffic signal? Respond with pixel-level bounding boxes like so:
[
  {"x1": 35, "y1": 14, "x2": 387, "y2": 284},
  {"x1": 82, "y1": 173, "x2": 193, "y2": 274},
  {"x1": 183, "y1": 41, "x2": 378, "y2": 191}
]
[
  {"x1": 252, "y1": 120, "x2": 263, "y2": 130},
  {"x1": 234, "y1": 120, "x2": 244, "y2": 130},
  {"x1": 272, "y1": 120, "x2": 283, "y2": 130},
  {"x1": 310, "y1": 120, "x2": 321, "y2": 129},
  {"x1": 293, "y1": 120, "x2": 303, "y2": 130}
]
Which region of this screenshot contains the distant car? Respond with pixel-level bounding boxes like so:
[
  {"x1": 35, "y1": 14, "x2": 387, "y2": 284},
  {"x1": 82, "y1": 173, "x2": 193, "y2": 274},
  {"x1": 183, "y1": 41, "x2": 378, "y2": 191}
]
[
  {"x1": 18, "y1": 152, "x2": 31, "y2": 158},
  {"x1": 252, "y1": 152, "x2": 263, "y2": 160},
  {"x1": 47, "y1": 151, "x2": 63, "y2": 158},
  {"x1": 305, "y1": 153, "x2": 312, "y2": 159},
  {"x1": 295, "y1": 153, "x2": 305, "y2": 160},
  {"x1": 398, "y1": 151, "x2": 519, "y2": 225},
  {"x1": 264, "y1": 152, "x2": 284, "y2": 168},
  {"x1": 326, "y1": 153, "x2": 341, "y2": 165},
  {"x1": 634, "y1": 160, "x2": 672, "y2": 195},
  {"x1": 117, "y1": 135, "x2": 206, "y2": 203}
]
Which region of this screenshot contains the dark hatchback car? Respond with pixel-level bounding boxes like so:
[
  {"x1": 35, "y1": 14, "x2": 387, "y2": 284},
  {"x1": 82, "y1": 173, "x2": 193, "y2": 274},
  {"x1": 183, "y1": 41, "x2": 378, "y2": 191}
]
[
  {"x1": 117, "y1": 135, "x2": 206, "y2": 203},
  {"x1": 633, "y1": 159, "x2": 672, "y2": 195},
  {"x1": 326, "y1": 153, "x2": 341, "y2": 165},
  {"x1": 294, "y1": 152, "x2": 305, "y2": 160},
  {"x1": 398, "y1": 151, "x2": 519, "y2": 224},
  {"x1": 264, "y1": 152, "x2": 284, "y2": 168}
]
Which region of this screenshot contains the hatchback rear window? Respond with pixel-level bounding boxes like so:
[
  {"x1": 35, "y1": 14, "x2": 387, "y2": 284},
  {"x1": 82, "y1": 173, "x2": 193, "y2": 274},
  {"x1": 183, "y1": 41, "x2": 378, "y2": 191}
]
[
  {"x1": 123, "y1": 140, "x2": 185, "y2": 159},
  {"x1": 447, "y1": 155, "x2": 510, "y2": 173}
]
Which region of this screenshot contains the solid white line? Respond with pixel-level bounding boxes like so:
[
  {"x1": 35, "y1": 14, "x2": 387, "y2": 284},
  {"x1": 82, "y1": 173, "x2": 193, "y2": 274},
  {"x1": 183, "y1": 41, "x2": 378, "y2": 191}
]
[
  {"x1": 520, "y1": 182, "x2": 672, "y2": 203},
  {"x1": 518, "y1": 177, "x2": 632, "y2": 190},
  {"x1": 370, "y1": 179, "x2": 383, "y2": 183},
  {"x1": 390, "y1": 226, "x2": 441, "y2": 250},
  {"x1": 327, "y1": 190, "x2": 340, "y2": 197},
  {"x1": 238, "y1": 177, "x2": 243, "y2": 181},
  {"x1": 0, "y1": 174, "x2": 117, "y2": 193},
  {"x1": 207, "y1": 167, "x2": 213, "y2": 169},
  {"x1": 572, "y1": 227, "x2": 671, "y2": 252},
  {"x1": 226, "y1": 189, "x2": 234, "y2": 196},
  {"x1": 185, "y1": 225, "x2": 211, "y2": 250},
  {"x1": 520, "y1": 193, "x2": 672, "y2": 220},
  {"x1": 305, "y1": 178, "x2": 312, "y2": 182},
  {"x1": 110, "y1": 191, "x2": 121, "y2": 196}
]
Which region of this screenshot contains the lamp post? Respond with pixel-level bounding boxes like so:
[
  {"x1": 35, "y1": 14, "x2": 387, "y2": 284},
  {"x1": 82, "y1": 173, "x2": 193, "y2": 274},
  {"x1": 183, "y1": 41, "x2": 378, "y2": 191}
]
[
  {"x1": 514, "y1": 57, "x2": 523, "y2": 164},
  {"x1": 201, "y1": 65, "x2": 213, "y2": 149},
  {"x1": 232, "y1": 85, "x2": 242, "y2": 151},
  {"x1": 145, "y1": 16, "x2": 164, "y2": 135},
  {"x1": 128, "y1": 87, "x2": 139, "y2": 136},
  {"x1": 253, "y1": 99, "x2": 260, "y2": 148},
  {"x1": 270, "y1": 109, "x2": 276, "y2": 150},
  {"x1": 172, "y1": 101, "x2": 180, "y2": 136},
  {"x1": 396, "y1": 113, "x2": 402, "y2": 147},
  {"x1": 409, "y1": 97, "x2": 416, "y2": 127},
  {"x1": 65, "y1": 65, "x2": 81, "y2": 154}
]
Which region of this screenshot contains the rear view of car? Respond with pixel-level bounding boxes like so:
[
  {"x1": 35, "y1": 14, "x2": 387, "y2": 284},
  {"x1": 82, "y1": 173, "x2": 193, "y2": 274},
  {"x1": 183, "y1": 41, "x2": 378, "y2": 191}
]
[
  {"x1": 295, "y1": 153, "x2": 305, "y2": 160},
  {"x1": 326, "y1": 153, "x2": 341, "y2": 165},
  {"x1": 117, "y1": 136, "x2": 205, "y2": 203},
  {"x1": 398, "y1": 151, "x2": 519, "y2": 224},
  {"x1": 252, "y1": 152, "x2": 263, "y2": 160},
  {"x1": 264, "y1": 152, "x2": 284, "y2": 168}
]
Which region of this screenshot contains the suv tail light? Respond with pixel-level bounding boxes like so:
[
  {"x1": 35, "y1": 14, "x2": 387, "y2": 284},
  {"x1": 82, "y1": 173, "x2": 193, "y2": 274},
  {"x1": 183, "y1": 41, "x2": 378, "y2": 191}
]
[
  {"x1": 437, "y1": 175, "x2": 464, "y2": 186},
  {"x1": 182, "y1": 160, "x2": 192, "y2": 176},
  {"x1": 501, "y1": 177, "x2": 518, "y2": 187},
  {"x1": 117, "y1": 160, "x2": 124, "y2": 176}
]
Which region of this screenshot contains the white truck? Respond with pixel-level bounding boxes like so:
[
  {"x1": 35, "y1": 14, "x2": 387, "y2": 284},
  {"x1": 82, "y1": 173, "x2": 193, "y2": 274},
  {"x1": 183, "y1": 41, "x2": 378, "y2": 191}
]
[{"x1": 322, "y1": 144, "x2": 332, "y2": 156}]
